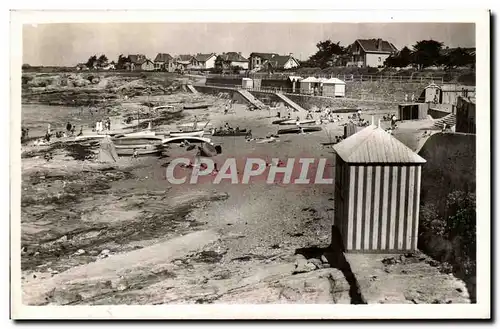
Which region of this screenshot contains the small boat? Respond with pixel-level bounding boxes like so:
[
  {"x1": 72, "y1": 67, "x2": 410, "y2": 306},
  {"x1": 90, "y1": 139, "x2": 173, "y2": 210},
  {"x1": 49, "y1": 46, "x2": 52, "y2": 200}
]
[
  {"x1": 123, "y1": 130, "x2": 156, "y2": 137},
  {"x1": 116, "y1": 147, "x2": 162, "y2": 156},
  {"x1": 169, "y1": 130, "x2": 205, "y2": 138},
  {"x1": 113, "y1": 144, "x2": 164, "y2": 150},
  {"x1": 277, "y1": 126, "x2": 323, "y2": 135},
  {"x1": 278, "y1": 119, "x2": 317, "y2": 126},
  {"x1": 272, "y1": 119, "x2": 290, "y2": 124},
  {"x1": 212, "y1": 129, "x2": 248, "y2": 137},
  {"x1": 153, "y1": 105, "x2": 183, "y2": 115},
  {"x1": 301, "y1": 126, "x2": 323, "y2": 132},
  {"x1": 183, "y1": 103, "x2": 210, "y2": 110},
  {"x1": 177, "y1": 122, "x2": 212, "y2": 129},
  {"x1": 162, "y1": 136, "x2": 212, "y2": 145},
  {"x1": 74, "y1": 134, "x2": 113, "y2": 141},
  {"x1": 112, "y1": 135, "x2": 164, "y2": 146}
]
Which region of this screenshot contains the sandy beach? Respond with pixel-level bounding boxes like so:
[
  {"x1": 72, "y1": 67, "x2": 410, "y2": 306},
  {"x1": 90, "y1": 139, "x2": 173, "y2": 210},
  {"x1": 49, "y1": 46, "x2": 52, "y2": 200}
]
[{"x1": 20, "y1": 82, "x2": 470, "y2": 305}]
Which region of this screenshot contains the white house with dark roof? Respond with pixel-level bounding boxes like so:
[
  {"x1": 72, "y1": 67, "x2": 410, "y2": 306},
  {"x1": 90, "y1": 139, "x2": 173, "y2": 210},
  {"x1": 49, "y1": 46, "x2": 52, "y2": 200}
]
[
  {"x1": 215, "y1": 52, "x2": 249, "y2": 71},
  {"x1": 347, "y1": 39, "x2": 398, "y2": 68},
  {"x1": 154, "y1": 53, "x2": 175, "y2": 72},
  {"x1": 194, "y1": 53, "x2": 217, "y2": 70}
]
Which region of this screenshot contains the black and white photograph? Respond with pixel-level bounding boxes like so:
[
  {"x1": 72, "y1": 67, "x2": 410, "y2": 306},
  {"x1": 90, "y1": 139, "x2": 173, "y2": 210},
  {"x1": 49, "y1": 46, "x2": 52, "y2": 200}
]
[{"x1": 9, "y1": 9, "x2": 490, "y2": 320}]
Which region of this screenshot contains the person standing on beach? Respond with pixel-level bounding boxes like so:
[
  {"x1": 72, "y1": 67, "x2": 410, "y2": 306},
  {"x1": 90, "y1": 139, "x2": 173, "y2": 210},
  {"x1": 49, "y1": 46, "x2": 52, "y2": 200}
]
[{"x1": 132, "y1": 149, "x2": 138, "y2": 159}]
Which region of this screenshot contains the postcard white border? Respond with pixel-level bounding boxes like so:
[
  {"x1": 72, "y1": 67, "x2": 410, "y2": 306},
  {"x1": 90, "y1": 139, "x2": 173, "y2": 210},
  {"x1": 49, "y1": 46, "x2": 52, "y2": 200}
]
[{"x1": 9, "y1": 9, "x2": 490, "y2": 320}]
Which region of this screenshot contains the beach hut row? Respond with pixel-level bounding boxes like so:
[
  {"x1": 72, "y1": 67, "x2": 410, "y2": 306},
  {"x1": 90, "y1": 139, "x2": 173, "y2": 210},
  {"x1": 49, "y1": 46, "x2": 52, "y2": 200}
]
[{"x1": 299, "y1": 77, "x2": 346, "y2": 97}]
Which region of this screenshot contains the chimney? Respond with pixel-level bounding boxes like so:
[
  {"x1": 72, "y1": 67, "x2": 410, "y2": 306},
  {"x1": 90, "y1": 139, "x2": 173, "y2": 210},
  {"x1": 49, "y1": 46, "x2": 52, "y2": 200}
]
[
  {"x1": 377, "y1": 39, "x2": 383, "y2": 51},
  {"x1": 289, "y1": 53, "x2": 293, "y2": 57},
  {"x1": 378, "y1": 118, "x2": 381, "y2": 127}
]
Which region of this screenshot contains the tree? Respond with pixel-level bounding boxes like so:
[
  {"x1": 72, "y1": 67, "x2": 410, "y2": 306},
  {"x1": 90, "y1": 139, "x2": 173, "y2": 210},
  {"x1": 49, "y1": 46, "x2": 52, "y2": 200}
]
[
  {"x1": 116, "y1": 54, "x2": 130, "y2": 70},
  {"x1": 97, "y1": 54, "x2": 108, "y2": 67},
  {"x1": 384, "y1": 46, "x2": 413, "y2": 68},
  {"x1": 411, "y1": 40, "x2": 444, "y2": 69},
  {"x1": 306, "y1": 39, "x2": 346, "y2": 68},
  {"x1": 86, "y1": 55, "x2": 97, "y2": 69},
  {"x1": 442, "y1": 48, "x2": 475, "y2": 69}
]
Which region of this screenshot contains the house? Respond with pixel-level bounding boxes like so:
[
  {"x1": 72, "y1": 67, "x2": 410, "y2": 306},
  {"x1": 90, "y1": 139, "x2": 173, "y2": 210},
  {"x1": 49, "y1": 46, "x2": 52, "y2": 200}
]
[
  {"x1": 154, "y1": 53, "x2": 175, "y2": 72},
  {"x1": 264, "y1": 54, "x2": 300, "y2": 71},
  {"x1": 215, "y1": 52, "x2": 249, "y2": 71},
  {"x1": 194, "y1": 53, "x2": 217, "y2": 70},
  {"x1": 248, "y1": 52, "x2": 278, "y2": 71},
  {"x1": 126, "y1": 54, "x2": 147, "y2": 71},
  {"x1": 100, "y1": 62, "x2": 116, "y2": 71},
  {"x1": 140, "y1": 59, "x2": 155, "y2": 71},
  {"x1": 346, "y1": 39, "x2": 398, "y2": 68},
  {"x1": 175, "y1": 55, "x2": 197, "y2": 71},
  {"x1": 249, "y1": 53, "x2": 300, "y2": 71}
]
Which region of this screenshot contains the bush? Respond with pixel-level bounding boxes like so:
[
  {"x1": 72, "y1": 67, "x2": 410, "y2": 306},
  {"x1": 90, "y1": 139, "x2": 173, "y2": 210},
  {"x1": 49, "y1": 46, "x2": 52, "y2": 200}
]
[{"x1": 419, "y1": 190, "x2": 476, "y2": 299}]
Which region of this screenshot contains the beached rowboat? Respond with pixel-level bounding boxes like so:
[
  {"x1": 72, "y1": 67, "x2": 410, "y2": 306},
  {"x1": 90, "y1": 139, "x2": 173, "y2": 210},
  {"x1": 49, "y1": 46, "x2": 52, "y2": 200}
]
[
  {"x1": 169, "y1": 130, "x2": 205, "y2": 138},
  {"x1": 183, "y1": 103, "x2": 210, "y2": 110},
  {"x1": 162, "y1": 136, "x2": 212, "y2": 145},
  {"x1": 278, "y1": 119, "x2": 317, "y2": 126},
  {"x1": 112, "y1": 135, "x2": 163, "y2": 146}
]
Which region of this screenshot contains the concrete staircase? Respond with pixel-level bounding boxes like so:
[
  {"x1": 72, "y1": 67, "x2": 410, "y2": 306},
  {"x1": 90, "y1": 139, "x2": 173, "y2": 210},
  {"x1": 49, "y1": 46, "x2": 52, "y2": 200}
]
[
  {"x1": 238, "y1": 89, "x2": 267, "y2": 110},
  {"x1": 275, "y1": 93, "x2": 307, "y2": 114},
  {"x1": 186, "y1": 84, "x2": 199, "y2": 94},
  {"x1": 432, "y1": 113, "x2": 457, "y2": 130}
]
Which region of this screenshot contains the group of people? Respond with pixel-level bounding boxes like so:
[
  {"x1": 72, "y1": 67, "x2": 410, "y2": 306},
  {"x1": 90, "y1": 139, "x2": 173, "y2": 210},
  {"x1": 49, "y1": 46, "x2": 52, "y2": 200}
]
[{"x1": 94, "y1": 118, "x2": 112, "y2": 133}]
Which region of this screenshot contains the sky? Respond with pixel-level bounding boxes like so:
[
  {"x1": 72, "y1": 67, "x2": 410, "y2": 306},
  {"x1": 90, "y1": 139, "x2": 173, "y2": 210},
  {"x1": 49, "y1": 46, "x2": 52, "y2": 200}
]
[{"x1": 22, "y1": 23, "x2": 475, "y2": 66}]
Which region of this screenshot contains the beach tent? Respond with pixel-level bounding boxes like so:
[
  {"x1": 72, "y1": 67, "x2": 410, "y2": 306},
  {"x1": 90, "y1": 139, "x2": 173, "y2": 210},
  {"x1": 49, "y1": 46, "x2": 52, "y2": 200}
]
[{"x1": 98, "y1": 136, "x2": 119, "y2": 162}]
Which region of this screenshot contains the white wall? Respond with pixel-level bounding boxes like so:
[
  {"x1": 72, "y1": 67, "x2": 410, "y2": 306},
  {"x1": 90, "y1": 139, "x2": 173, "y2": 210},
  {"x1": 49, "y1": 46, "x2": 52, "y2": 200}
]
[
  {"x1": 205, "y1": 56, "x2": 216, "y2": 69},
  {"x1": 364, "y1": 53, "x2": 391, "y2": 67},
  {"x1": 231, "y1": 61, "x2": 249, "y2": 69}
]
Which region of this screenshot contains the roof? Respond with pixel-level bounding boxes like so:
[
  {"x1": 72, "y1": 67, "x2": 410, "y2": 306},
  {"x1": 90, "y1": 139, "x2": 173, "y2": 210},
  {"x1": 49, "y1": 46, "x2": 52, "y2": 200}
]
[
  {"x1": 138, "y1": 59, "x2": 153, "y2": 65},
  {"x1": 266, "y1": 55, "x2": 298, "y2": 69},
  {"x1": 355, "y1": 39, "x2": 398, "y2": 53},
  {"x1": 301, "y1": 77, "x2": 320, "y2": 83},
  {"x1": 218, "y1": 52, "x2": 249, "y2": 62},
  {"x1": 154, "y1": 53, "x2": 173, "y2": 62},
  {"x1": 288, "y1": 76, "x2": 303, "y2": 82},
  {"x1": 177, "y1": 54, "x2": 194, "y2": 61},
  {"x1": 194, "y1": 53, "x2": 216, "y2": 62},
  {"x1": 424, "y1": 83, "x2": 442, "y2": 90},
  {"x1": 324, "y1": 78, "x2": 346, "y2": 85},
  {"x1": 127, "y1": 54, "x2": 147, "y2": 64},
  {"x1": 250, "y1": 52, "x2": 278, "y2": 60},
  {"x1": 333, "y1": 125, "x2": 426, "y2": 164}
]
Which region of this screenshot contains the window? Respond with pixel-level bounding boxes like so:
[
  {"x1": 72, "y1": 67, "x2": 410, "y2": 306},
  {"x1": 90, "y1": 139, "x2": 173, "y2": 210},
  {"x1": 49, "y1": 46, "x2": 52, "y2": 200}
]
[{"x1": 378, "y1": 57, "x2": 382, "y2": 62}]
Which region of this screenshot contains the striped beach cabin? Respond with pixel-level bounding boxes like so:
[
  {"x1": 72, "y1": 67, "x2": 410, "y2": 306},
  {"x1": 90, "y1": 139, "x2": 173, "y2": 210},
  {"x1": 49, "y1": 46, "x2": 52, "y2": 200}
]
[{"x1": 332, "y1": 124, "x2": 426, "y2": 253}]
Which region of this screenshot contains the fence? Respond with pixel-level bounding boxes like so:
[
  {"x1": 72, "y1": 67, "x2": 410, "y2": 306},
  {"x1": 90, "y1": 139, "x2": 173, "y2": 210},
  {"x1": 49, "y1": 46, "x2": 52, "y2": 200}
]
[{"x1": 206, "y1": 73, "x2": 445, "y2": 84}]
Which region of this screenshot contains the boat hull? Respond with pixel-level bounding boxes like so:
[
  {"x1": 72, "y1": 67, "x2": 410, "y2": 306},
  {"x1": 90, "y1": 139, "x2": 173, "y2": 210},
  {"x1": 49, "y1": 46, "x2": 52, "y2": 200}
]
[
  {"x1": 169, "y1": 130, "x2": 205, "y2": 138},
  {"x1": 162, "y1": 136, "x2": 212, "y2": 144}
]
